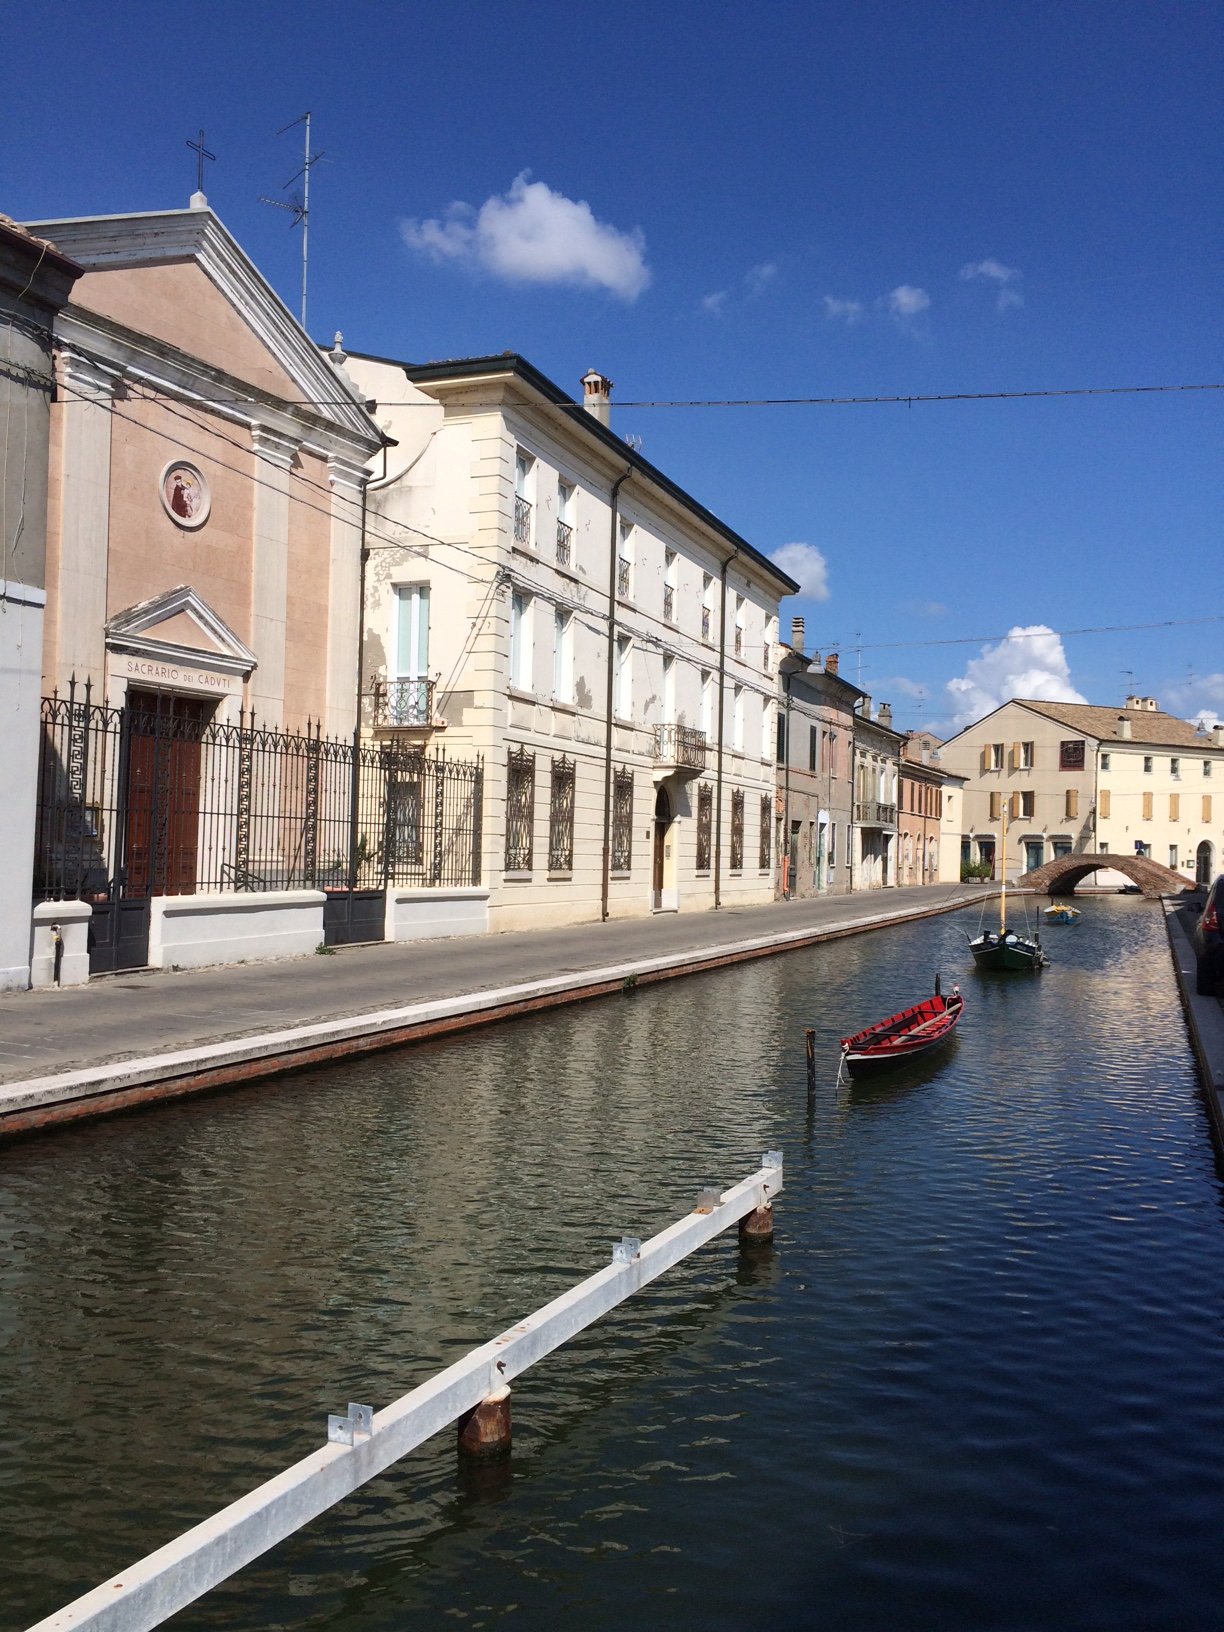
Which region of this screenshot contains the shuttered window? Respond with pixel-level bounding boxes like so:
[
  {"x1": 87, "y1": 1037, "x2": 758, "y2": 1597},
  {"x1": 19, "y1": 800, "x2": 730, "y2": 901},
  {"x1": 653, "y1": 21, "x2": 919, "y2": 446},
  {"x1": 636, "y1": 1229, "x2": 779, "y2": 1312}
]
[
  {"x1": 1142, "y1": 791, "x2": 1153, "y2": 820},
  {"x1": 989, "y1": 791, "x2": 1001, "y2": 820},
  {"x1": 1204, "y1": 795, "x2": 1213, "y2": 823},
  {"x1": 1065, "y1": 788, "x2": 1079, "y2": 820},
  {"x1": 1099, "y1": 788, "x2": 1111, "y2": 819},
  {"x1": 1169, "y1": 793, "x2": 1179, "y2": 821}
]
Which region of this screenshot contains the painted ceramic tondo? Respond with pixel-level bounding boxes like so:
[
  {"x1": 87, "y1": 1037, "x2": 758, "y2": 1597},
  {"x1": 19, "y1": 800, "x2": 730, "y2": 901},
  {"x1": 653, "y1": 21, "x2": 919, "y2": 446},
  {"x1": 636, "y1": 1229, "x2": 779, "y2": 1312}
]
[{"x1": 160, "y1": 461, "x2": 211, "y2": 530}]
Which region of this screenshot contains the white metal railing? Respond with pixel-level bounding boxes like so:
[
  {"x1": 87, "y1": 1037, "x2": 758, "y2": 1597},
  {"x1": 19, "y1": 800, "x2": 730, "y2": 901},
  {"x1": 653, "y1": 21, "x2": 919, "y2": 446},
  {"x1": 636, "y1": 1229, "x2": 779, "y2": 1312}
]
[{"x1": 32, "y1": 1154, "x2": 783, "y2": 1632}]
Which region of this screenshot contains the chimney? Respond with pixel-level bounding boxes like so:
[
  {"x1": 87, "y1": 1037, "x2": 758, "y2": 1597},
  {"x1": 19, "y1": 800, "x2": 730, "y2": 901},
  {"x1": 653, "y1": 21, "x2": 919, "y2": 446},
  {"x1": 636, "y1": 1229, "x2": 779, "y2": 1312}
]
[
  {"x1": 825, "y1": 652, "x2": 839, "y2": 675},
  {"x1": 581, "y1": 369, "x2": 613, "y2": 428},
  {"x1": 1213, "y1": 724, "x2": 1224, "y2": 747},
  {"x1": 791, "y1": 616, "x2": 805, "y2": 654},
  {"x1": 1116, "y1": 715, "x2": 1132, "y2": 740},
  {"x1": 879, "y1": 703, "x2": 893, "y2": 729}
]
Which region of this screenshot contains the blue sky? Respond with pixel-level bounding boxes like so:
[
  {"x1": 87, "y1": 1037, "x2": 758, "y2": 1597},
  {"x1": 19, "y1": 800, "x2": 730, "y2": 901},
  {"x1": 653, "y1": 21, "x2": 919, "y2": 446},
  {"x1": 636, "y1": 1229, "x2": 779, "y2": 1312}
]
[{"x1": 4, "y1": 0, "x2": 1219, "y2": 734}]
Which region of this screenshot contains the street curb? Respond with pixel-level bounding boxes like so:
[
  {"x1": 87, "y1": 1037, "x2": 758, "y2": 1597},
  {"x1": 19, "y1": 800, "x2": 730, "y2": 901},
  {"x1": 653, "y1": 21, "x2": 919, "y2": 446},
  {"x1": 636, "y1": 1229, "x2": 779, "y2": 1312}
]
[
  {"x1": 1162, "y1": 898, "x2": 1224, "y2": 1148},
  {"x1": 0, "y1": 893, "x2": 976, "y2": 1139}
]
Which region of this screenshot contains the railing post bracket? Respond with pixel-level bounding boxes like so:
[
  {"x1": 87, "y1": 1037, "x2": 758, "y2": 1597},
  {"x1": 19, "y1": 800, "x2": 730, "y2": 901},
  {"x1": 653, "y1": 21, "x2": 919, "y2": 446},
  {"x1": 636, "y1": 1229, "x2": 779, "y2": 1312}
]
[{"x1": 327, "y1": 1402, "x2": 374, "y2": 1446}]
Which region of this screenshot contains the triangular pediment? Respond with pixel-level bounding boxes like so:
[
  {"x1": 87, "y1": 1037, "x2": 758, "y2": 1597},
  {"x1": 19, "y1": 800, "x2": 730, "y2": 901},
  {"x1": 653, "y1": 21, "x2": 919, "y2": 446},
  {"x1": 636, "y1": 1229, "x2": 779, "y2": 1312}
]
[
  {"x1": 23, "y1": 206, "x2": 382, "y2": 449},
  {"x1": 106, "y1": 585, "x2": 257, "y2": 677}
]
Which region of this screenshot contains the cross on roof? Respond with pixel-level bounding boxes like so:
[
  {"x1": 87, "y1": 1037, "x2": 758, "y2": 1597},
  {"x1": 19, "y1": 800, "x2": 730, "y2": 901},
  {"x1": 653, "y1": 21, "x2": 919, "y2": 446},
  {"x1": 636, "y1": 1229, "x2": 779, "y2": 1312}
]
[{"x1": 186, "y1": 129, "x2": 216, "y2": 193}]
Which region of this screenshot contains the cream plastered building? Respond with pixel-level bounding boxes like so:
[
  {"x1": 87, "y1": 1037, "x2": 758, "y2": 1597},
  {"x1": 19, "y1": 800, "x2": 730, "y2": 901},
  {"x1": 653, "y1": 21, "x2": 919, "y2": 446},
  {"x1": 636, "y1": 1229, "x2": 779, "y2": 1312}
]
[
  {"x1": 851, "y1": 701, "x2": 903, "y2": 890},
  {"x1": 939, "y1": 696, "x2": 1224, "y2": 886},
  {"x1": 340, "y1": 350, "x2": 798, "y2": 931},
  {"x1": 774, "y1": 622, "x2": 862, "y2": 899},
  {"x1": 28, "y1": 198, "x2": 383, "y2": 732}
]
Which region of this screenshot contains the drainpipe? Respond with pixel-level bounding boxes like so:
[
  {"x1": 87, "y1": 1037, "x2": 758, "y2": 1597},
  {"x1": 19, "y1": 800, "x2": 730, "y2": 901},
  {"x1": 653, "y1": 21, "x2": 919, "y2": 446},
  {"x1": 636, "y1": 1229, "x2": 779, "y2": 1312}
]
[
  {"x1": 600, "y1": 468, "x2": 633, "y2": 921},
  {"x1": 713, "y1": 547, "x2": 738, "y2": 909},
  {"x1": 348, "y1": 468, "x2": 373, "y2": 893},
  {"x1": 781, "y1": 666, "x2": 792, "y2": 898}
]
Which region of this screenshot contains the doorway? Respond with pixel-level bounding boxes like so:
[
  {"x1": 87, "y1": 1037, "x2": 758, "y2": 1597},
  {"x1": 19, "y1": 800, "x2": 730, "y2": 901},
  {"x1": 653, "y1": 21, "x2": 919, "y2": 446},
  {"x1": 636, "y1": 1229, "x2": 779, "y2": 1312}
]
[
  {"x1": 652, "y1": 785, "x2": 672, "y2": 910},
  {"x1": 1197, "y1": 841, "x2": 1214, "y2": 886}
]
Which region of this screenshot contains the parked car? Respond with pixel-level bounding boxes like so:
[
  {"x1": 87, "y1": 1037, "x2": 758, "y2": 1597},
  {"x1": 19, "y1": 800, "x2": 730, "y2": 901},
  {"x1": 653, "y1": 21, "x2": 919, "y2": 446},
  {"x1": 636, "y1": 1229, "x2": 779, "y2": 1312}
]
[{"x1": 1190, "y1": 875, "x2": 1224, "y2": 996}]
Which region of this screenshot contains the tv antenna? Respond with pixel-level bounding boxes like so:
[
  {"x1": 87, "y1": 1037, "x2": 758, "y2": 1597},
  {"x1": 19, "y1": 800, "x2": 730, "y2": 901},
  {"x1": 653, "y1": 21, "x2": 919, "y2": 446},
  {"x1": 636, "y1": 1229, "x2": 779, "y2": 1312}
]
[{"x1": 260, "y1": 112, "x2": 324, "y2": 330}]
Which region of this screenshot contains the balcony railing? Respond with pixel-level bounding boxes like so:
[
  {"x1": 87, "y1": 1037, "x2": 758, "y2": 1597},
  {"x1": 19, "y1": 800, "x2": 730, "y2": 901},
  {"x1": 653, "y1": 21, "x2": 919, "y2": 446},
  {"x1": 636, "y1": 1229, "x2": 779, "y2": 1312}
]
[
  {"x1": 854, "y1": 800, "x2": 897, "y2": 826},
  {"x1": 514, "y1": 494, "x2": 532, "y2": 546},
  {"x1": 701, "y1": 606, "x2": 711, "y2": 640},
  {"x1": 653, "y1": 723, "x2": 707, "y2": 775},
  {"x1": 663, "y1": 583, "x2": 675, "y2": 624},
  {"x1": 556, "y1": 520, "x2": 573, "y2": 568},
  {"x1": 617, "y1": 557, "x2": 631, "y2": 598},
  {"x1": 373, "y1": 676, "x2": 436, "y2": 729},
  {"x1": 734, "y1": 627, "x2": 744, "y2": 657}
]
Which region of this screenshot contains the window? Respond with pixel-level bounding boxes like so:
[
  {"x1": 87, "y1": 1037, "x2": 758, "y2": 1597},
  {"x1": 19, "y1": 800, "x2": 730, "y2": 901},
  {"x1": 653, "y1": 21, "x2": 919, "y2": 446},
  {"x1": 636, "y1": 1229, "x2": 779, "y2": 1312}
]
[
  {"x1": 759, "y1": 795, "x2": 772, "y2": 869},
  {"x1": 505, "y1": 746, "x2": 535, "y2": 871},
  {"x1": 1059, "y1": 740, "x2": 1085, "y2": 771},
  {"x1": 828, "y1": 732, "x2": 838, "y2": 777},
  {"x1": 1204, "y1": 760, "x2": 1213, "y2": 778},
  {"x1": 510, "y1": 592, "x2": 532, "y2": 691},
  {"x1": 386, "y1": 771, "x2": 423, "y2": 868},
  {"x1": 1142, "y1": 791, "x2": 1153, "y2": 820},
  {"x1": 828, "y1": 821, "x2": 836, "y2": 869},
  {"x1": 809, "y1": 725, "x2": 818, "y2": 772},
  {"x1": 696, "y1": 782, "x2": 713, "y2": 871},
  {"x1": 732, "y1": 684, "x2": 744, "y2": 750},
  {"x1": 615, "y1": 634, "x2": 632, "y2": 718},
  {"x1": 1020, "y1": 791, "x2": 1034, "y2": 818},
  {"x1": 1021, "y1": 741, "x2": 1034, "y2": 769},
  {"x1": 989, "y1": 791, "x2": 1002, "y2": 820},
  {"x1": 701, "y1": 573, "x2": 713, "y2": 641},
  {"x1": 552, "y1": 608, "x2": 573, "y2": 703},
  {"x1": 663, "y1": 549, "x2": 677, "y2": 624},
  {"x1": 1143, "y1": 756, "x2": 1153, "y2": 774},
  {"x1": 1100, "y1": 752, "x2": 1111, "y2": 771},
  {"x1": 514, "y1": 450, "x2": 534, "y2": 547},
  {"x1": 1169, "y1": 793, "x2": 1180, "y2": 821},
  {"x1": 762, "y1": 698, "x2": 772, "y2": 758},
  {"x1": 556, "y1": 481, "x2": 574, "y2": 567},
  {"x1": 730, "y1": 788, "x2": 745, "y2": 871},
  {"x1": 733, "y1": 594, "x2": 745, "y2": 658},
  {"x1": 1065, "y1": 788, "x2": 1079, "y2": 820},
  {"x1": 777, "y1": 712, "x2": 787, "y2": 765},
  {"x1": 548, "y1": 755, "x2": 575, "y2": 872},
  {"x1": 390, "y1": 584, "x2": 430, "y2": 724},
  {"x1": 617, "y1": 519, "x2": 633, "y2": 598},
  {"x1": 1099, "y1": 788, "x2": 1111, "y2": 819},
  {"x1": 611, "y1": 767, "x2": 633, "y2": 870},
  {"x1": 1204, "y1": 795, "x2": 1213, "y2": 823},
  {"x1": 1169, "y1": 844, "x2": 1179, "y2": 870},
  {"x1": 990, "y1": 742, "x2": 1004, "y2": 770},
  {"x1": 700, "y1": 670, "x2": 714, "y2": 739},
  {"x1": 1171, "y1": 757, "x2": 1181, "y2": 779}
]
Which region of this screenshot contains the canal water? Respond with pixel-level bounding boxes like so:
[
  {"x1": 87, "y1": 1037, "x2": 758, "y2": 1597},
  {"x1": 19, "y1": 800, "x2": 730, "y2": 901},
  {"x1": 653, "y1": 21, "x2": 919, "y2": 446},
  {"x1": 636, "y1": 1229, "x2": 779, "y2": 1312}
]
[{"x1": 4, "y1": 896, "x2": 1224, "y2": 1632}]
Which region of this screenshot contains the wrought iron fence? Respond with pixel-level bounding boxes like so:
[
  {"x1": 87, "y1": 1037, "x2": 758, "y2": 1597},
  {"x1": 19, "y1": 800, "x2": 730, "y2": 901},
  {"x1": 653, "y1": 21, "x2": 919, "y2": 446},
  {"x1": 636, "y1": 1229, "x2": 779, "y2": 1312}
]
[{"x1": 34, "y1": 684, "x2": 483, "y2": 902}]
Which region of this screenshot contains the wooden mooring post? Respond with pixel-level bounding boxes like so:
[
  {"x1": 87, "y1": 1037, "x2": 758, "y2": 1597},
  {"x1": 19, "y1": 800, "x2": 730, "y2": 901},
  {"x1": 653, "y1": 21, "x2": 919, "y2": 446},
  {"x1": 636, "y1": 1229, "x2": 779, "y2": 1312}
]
[
  {"x1": 29, "y1": 1154, "x2": 783, "y2": 1632},
  {"x1": 805, "y1": 1028, "x2": 816, "y2": 1100}
]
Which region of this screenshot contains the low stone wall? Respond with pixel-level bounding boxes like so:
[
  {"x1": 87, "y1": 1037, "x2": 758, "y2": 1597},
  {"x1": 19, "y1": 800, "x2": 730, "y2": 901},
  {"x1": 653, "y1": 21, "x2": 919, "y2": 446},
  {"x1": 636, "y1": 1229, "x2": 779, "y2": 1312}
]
[
  {"x1": 149, "y1": 890, "x2": 326, "y2": 970},
  {"x1": 385, "y1": 887, "x2": 489, "y2": 943},
  {"x1": 29, "y1": 901, "x2": 91, "y2": 989}
]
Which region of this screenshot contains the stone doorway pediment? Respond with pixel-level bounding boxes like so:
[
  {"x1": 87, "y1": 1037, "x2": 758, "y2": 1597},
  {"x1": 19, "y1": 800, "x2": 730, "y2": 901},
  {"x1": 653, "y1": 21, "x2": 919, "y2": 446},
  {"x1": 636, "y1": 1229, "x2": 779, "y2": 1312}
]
[{"x1": 106, "y1": 584, "x2": 257, "y2": 678}]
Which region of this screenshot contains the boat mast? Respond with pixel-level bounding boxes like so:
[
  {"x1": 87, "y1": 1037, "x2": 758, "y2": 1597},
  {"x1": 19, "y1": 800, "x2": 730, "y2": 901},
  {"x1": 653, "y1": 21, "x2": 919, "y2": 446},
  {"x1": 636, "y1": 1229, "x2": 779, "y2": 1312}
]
[{"x1": 1000, "y1": 805, "x2": 1008, "y2": 932}]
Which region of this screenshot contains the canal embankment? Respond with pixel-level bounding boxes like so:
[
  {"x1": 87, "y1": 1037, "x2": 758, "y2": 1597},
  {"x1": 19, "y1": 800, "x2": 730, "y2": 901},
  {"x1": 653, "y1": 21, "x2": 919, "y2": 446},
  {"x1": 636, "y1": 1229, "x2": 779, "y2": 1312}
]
[
  {"x1": 0, "y1": 884, "x2": 990, "y2": 1138},
  {"x1": 1163, "y1": 895, "x2": 1224, "y2": 1146}
]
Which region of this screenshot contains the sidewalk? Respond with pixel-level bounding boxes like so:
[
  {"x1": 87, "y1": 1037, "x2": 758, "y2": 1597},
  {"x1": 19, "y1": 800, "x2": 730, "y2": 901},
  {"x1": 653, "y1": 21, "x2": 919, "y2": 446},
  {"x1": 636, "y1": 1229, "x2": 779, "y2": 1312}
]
[{"x1": 0, "y1": 884, "x2": 988, "y2": 1137}]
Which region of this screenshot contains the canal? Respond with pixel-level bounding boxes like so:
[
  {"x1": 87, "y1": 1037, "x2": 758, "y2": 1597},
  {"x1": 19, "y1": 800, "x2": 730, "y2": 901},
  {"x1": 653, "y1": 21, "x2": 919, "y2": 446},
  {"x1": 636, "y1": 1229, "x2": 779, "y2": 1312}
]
[{"x1": 4, "y1": 896, "x2": 1224, "y2": 1631}]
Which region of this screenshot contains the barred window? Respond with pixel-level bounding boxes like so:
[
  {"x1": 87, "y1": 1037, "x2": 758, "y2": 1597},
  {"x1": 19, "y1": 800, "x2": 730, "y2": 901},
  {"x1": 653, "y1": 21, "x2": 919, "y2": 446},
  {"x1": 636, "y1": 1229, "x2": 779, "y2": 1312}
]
[
  {"x1": 759, "y1": 795, "x2": 771, "y2": 869},
  {"x1": 387, "y1": 771, "x2": 424, "y2": 867},
  {"x1": 504, "y1": 746, "x2": 535, "y2": 871},
  {"x1": 548, "y1": 755, "x2": 575, "y2": 872},
  {"x1": 611, "y1": 766, "x2": 634, "y2": 871},
  {"x1": 730, "y1": 788, "x2": 744, "y2": 871},
  {"x1": 696, "y1": 781, "x2": 713, "y2": 871}
]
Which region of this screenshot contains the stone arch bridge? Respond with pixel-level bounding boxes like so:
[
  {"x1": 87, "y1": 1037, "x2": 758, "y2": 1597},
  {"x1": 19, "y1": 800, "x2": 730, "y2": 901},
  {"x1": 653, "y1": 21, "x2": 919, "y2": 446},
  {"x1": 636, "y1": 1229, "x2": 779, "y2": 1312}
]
[{"x1": 1020, "y1": 852, "x2": 1194, "y2": 899}]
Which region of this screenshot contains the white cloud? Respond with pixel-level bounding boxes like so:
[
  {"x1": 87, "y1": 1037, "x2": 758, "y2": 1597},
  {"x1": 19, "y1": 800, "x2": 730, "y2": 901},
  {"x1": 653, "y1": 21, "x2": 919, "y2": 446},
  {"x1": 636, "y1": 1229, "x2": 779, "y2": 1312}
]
[
  {"x1": 702, "y1": 289, "x2": 729, "y2": 315},
  {"x1": 946, "y1": 625, "x2": 1086, "y2": 729},
  {"x1": 877, "y1": 675, "x2": 928, "y2": 700},
  {"x1": 745, "y1": 261, "x2": 778, "y2": 297},
  {"x1": 401, "y1": 172, "x2": 650, "y2": 300},
  {"x1": 771, "y1": 542, "x2": 830, "y2": 601},
  {"x1": 823, "y1": 295, "x2": 865, "y2": 325},
  {"x1": 886, "y1": 284, "x2": 930, "y2": 320},
  {"x1": 960, "y1": 257, "x2": 1024, "y2": 311}
]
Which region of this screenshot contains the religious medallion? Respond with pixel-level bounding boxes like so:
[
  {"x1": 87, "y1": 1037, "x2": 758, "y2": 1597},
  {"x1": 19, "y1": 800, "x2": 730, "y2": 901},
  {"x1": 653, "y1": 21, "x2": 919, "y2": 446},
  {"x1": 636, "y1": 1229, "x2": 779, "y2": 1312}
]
[{"x1": 159, "y1": 460, "x2": 211, "y2": 530}]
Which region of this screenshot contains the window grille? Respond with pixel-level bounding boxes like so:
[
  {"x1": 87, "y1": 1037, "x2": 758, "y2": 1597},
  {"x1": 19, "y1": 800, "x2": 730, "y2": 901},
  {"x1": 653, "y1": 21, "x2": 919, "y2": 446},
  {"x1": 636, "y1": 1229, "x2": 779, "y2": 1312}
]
[
  {"x1": 663, "y1": 583, "x2": 675, "y2": 623},
  {"x1": 759, "y1": 795, "x2": 771, "y2": 869},
  {"x1": 514, "y1": 494, "x2": 532, "y2": 546},
  {"x1": 556, "y1": 520, "x2": 573, "y2": 568},
  {"x1": 617, "y1": 557, "x2": 631, "y2": 598},
  {"x1": 548, "y1": 755, "x2": 575, "y2": 871},
  {"x1": 504, "y1": 746, "x2": 535, "y2": 871},
  {"x1": 734, "y1": 627, "x2": 744, "y2": 657},
  {"x1": 611, "y1": 767, "x2": 634, "y2": 870},
  {"x1": 730, "y1": 788, "x2": 744, "y2": 871},
  {"x1": 701, "y1": 605, "x2": 711, "y2": 641},
  {"x1": 696, "y1": 782, "x2": 713, "y2": 871}
]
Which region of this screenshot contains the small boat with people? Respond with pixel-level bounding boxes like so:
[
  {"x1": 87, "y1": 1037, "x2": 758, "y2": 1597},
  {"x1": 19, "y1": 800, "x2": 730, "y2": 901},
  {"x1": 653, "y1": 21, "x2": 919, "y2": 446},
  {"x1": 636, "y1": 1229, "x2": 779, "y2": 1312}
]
[
  {"x1": 838, "y1": 976, "x2": 964, "y2": 1077},
  {"x1": 1043, "y1": 903, "x2": 1082, "y2": 925},
  {"x1": 968, "y1": 809, "x2": 1047, "y2": 971}
]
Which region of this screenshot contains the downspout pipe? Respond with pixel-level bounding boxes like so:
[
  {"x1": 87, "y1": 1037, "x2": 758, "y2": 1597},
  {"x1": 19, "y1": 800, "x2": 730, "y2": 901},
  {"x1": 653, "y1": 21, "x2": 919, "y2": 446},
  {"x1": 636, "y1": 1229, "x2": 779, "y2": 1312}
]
[
  {"x1": 600, "y1": 468, "x2": 633, "y2": 921},
  {"x1": 348, "y1": 465, "x2": 374, "y2": 891},
  {"x1": 713, "y1": 547, "x2": 738, "y2": 909},
  {"x1": 782, "y1": 665, "x2": 792, "y2": 898}
]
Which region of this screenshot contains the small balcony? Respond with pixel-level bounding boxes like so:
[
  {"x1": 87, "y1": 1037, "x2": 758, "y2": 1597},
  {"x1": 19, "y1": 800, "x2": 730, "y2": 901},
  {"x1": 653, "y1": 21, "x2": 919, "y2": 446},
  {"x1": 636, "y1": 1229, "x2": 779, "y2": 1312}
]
[
  {"x1": 514, "y1": 494, "x2": 532, "y2": 547},
  {"x1": 854, "y1": 800, "x2": 897, "y2": 827},
  {"x1": 372, "y1": 676, "x2": 437, "y2": 731},
  {"x1": 617, "y1": 557, "x2": 631, "y2": 598},
  {"x1": 556, "y1": 520, "x2": 573, "y2": 568},
  {"x1": 653, "y1": 723, "x2": 707, "y2": 778}
]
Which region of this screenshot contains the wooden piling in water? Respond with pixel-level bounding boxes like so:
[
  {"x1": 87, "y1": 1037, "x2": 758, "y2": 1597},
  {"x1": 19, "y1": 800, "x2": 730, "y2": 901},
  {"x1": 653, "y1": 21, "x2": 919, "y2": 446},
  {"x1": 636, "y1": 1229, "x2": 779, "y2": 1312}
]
[
  {"x1": 739, "y1": 1202, "x2": 774, "y2": 1245},
  {"x1": 457, "y1": 1384, "x2": 512, "y2": 1458},
  {"x1": 805, "y1": 1028, "x2": 816, "y2": 1098}
]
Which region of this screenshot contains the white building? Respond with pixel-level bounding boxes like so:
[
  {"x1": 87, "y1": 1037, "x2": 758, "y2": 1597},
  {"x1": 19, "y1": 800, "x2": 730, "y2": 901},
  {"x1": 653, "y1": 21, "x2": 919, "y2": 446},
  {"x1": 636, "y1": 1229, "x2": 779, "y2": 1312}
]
[
  {"x1": 340, "y1": 350, "x2": 798, "y2": 930},
  {"x1": 851, "y1": 699, "x2": 903, "y2": 889}
]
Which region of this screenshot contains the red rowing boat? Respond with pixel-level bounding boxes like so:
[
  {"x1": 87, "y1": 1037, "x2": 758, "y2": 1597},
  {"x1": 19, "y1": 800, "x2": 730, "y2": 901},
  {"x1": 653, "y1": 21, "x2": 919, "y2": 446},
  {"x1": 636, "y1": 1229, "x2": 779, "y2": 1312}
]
[{"x1": 839, "y1": 979, "x2": 963, "y2": 1076}]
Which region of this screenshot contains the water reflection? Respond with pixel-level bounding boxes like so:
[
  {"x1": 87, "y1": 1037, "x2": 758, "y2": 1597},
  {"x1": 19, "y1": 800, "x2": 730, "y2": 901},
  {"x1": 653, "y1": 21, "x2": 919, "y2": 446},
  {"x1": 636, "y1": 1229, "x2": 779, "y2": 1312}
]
[{"x1": 2, "y1": 897, "x2": 1224, "y2": 1632}]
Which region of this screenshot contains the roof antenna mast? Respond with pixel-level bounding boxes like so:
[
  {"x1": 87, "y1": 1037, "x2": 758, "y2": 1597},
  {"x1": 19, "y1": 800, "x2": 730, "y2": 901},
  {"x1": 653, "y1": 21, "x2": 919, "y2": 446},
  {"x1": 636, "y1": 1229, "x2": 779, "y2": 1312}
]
[{"x1": 260, "y1": 112, "x2": 325, "y2": 330}]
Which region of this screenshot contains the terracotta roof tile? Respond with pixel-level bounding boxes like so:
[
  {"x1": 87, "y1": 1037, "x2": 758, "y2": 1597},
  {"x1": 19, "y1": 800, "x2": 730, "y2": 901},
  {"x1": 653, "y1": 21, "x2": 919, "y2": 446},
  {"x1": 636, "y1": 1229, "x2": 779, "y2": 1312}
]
[{"x1": 1016, "y1": 698, "x2": 1213, "y2": 749}]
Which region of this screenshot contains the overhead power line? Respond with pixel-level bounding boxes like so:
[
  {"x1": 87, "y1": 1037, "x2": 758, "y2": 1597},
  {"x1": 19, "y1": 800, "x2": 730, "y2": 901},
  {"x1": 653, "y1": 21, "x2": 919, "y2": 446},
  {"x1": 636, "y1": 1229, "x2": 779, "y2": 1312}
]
[{"x1": 827, "y1": 614, "x2": 1224, "y2": 657}]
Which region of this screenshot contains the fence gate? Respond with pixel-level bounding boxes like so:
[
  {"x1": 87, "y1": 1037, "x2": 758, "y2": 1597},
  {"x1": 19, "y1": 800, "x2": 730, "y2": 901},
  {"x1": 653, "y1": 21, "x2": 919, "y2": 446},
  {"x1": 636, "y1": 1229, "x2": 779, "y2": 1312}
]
[{"x1": 322, "y1": 889, "x2": 385, "y2": 947}]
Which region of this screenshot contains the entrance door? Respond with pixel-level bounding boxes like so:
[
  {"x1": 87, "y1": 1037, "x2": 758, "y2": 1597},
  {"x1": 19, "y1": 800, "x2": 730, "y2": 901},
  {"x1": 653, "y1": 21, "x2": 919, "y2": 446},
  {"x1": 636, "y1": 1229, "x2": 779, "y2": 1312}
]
[
  {"x1": 1024, "y1": 840, "x2": 1044, "y2": 873},
  {"x1": 1197, "y1": 841, "x2": 1214, "y2": 886},
  {"x1": 652, "y1": 786, "x2": 671, "y2": 909},
  {"x1": 124, "y1": 691, "x2": 210, "y2": 896}
]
